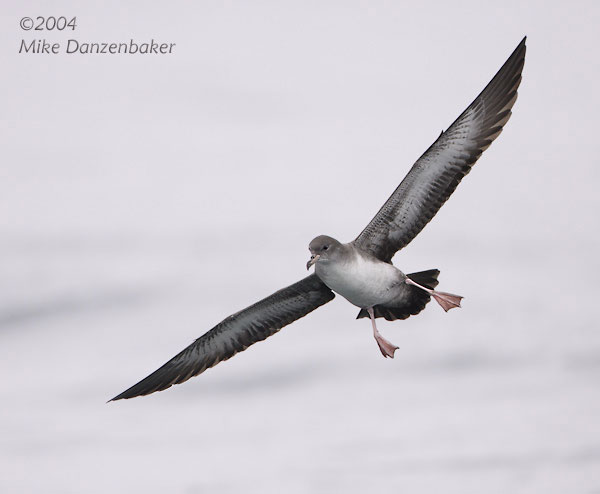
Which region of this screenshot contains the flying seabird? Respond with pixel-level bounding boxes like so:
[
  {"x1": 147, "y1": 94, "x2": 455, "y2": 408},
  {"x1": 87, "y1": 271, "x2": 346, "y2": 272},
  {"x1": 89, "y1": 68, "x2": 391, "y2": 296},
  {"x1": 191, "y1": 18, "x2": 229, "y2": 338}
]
[{"x1": 110, "y1": 37, "x2": 526, "y2": 401}]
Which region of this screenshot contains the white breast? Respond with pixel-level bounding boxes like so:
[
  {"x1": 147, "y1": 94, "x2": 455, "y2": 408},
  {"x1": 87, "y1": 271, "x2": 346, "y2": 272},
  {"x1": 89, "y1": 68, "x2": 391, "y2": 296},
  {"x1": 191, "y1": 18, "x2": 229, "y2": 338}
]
[{"x1": 315, "y1": 250, "x2": 402, "y2": 308}]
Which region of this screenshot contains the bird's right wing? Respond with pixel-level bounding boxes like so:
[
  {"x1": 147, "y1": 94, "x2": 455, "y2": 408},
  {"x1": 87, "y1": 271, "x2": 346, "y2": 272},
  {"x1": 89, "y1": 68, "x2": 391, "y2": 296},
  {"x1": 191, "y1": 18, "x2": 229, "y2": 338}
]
[
  {"x1": 110, "y1": 274, "x2": 334, "y2": 401},
  {"x1": 353, "y1": 38, "x2": 526, "y2": 263}
]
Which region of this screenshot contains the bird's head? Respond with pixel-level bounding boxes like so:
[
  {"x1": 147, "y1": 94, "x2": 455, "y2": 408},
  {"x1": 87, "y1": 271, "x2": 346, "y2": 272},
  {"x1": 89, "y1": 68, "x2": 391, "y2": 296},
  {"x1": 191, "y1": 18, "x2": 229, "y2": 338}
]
[{"x1": 307, "y1": 235, "x2": 342, "y2": 270}]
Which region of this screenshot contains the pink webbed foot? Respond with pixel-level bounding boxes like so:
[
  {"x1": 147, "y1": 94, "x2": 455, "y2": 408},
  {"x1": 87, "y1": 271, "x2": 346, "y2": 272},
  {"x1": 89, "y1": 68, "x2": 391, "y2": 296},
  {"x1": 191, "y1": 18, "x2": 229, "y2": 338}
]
[
  {"x1": 405, "y1": 277, "x2": 463, "y2": 312},
  {"x1": 374, "y1": 332, "x2": 399, "y2": 358},
  {"x1": 367, "y1": 307, "x2": 399, "y2": 358},
  {"x1": 431, "y1": 291, "x2": 463, "y2": 312}
]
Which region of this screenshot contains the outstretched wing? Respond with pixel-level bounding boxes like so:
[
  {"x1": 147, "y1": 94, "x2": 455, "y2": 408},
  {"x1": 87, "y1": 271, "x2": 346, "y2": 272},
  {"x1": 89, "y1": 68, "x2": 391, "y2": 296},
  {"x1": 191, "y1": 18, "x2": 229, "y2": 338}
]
[
  {"x1": 354, "y1": 37, "x2": 526, "y2": 263},
  {"x1": 110, "y1": 274, "x2": 334, "y2": 401}
]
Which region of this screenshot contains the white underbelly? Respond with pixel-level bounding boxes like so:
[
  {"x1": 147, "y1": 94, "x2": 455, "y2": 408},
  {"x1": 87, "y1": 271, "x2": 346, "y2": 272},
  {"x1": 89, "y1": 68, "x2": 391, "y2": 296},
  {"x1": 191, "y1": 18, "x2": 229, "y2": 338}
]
[{"x1": 316, "y1": 254, "x2": 403, "y2": 308}]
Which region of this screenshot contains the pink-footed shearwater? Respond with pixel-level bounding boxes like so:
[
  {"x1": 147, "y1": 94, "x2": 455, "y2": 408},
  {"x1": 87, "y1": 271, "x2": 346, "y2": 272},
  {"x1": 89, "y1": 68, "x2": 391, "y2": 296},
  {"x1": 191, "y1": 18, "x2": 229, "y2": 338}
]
[{"x1": 111, "y1": 37, "x2": 526, "y2": 401}]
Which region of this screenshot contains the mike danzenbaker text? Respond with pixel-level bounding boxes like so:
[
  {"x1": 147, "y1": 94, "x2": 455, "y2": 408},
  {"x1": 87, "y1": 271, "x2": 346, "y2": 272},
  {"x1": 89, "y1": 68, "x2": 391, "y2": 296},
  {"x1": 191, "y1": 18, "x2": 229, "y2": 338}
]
[{"x1": 19, "y1": 38, "x2": 176, "y2": 55}]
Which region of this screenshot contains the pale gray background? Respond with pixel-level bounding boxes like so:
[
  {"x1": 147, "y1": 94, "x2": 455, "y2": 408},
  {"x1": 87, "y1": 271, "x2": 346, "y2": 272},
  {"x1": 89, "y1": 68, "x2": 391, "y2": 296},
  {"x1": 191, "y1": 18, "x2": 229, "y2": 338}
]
[{"x1": 1, "y1": 1, "x2": 599, "y2": 493}]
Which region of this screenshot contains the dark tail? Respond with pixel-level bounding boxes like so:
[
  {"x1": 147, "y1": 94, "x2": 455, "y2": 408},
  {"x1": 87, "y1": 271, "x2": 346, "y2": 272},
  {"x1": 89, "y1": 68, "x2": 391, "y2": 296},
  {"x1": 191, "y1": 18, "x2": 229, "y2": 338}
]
[{"x1": 356, "y1": 269, "x2": 440, "y2": 321}]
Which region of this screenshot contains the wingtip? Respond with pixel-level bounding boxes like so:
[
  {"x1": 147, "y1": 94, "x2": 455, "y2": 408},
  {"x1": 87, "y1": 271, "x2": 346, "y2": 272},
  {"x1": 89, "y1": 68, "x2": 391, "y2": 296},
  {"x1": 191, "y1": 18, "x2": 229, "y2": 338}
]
[
  {"x1": 516, "y1": 37, "x2": 527, "y2": 57},
  {"x1": 512, "y1": 36, "x2": 527, "y2": 57},
  {"x1": 107, "y1": 388, "x2": 138, "y2": 402},
  {"x1": 108, "y1": 388, "x2": 145, "y2": 402}
]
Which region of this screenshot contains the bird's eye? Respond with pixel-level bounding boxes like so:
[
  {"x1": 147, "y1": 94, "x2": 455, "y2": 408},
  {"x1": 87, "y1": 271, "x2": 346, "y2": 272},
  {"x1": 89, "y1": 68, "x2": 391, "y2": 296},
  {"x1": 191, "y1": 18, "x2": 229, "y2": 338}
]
[{"x1": 323, "y1": 245, "x2": 328, "y2": 251}]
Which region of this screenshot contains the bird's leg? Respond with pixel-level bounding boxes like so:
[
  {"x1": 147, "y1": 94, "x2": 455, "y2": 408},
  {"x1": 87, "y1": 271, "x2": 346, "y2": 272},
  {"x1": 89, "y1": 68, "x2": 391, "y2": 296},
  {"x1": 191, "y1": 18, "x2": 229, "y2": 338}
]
[
  {"x1": 405, "y1": 277, "x2": 463, "y2": 312},
  {"x1": 367, "y1": 307, "x2": 398, "y2": 359}
]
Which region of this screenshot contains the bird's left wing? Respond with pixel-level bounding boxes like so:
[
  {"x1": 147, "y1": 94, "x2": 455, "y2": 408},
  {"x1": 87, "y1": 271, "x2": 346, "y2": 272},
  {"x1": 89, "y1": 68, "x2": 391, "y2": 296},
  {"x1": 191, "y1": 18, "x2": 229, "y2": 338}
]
[
  {"x1": 353, "y1": 37, "x2": 526, "y2": 263},
  {"x1": 110, "y1": 274, "x2": 334, "y2": 401}
]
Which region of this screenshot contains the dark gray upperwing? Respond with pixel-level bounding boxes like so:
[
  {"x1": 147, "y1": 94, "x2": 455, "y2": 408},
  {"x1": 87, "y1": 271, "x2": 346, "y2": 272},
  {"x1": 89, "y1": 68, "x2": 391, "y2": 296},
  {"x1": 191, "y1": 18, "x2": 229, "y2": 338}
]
[
  {"x1": 353, "y1": 37, "x2": 526, "y2": 263},
  {"x1": 110, "y1": 274, "x2": 334, "y2": 401}
]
